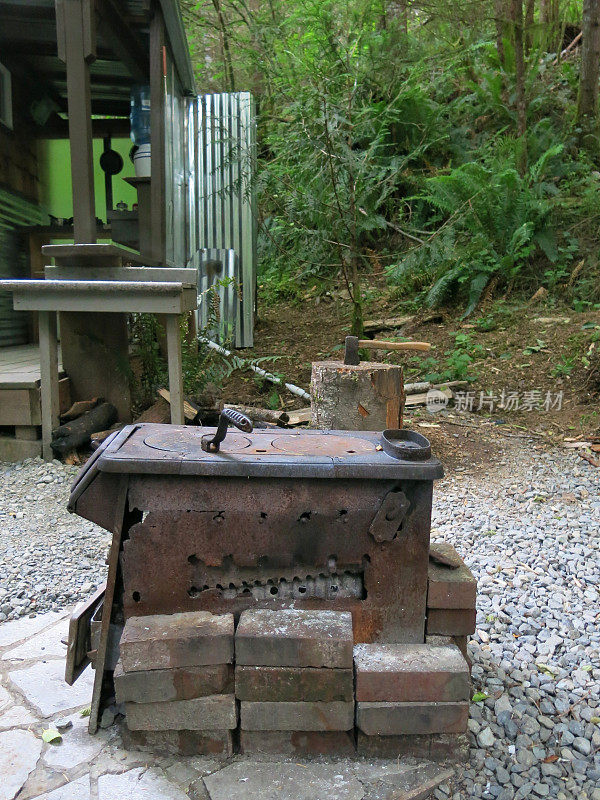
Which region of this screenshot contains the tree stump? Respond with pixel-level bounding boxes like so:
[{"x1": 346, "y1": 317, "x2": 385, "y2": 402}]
[{"x1": 311, "y1": 361, "x2": 404, "y2": 431}]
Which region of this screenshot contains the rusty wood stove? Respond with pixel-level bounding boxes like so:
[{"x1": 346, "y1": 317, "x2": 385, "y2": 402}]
[{"x1": 67, "y1": 417, "x2": 443, "y2": 733}]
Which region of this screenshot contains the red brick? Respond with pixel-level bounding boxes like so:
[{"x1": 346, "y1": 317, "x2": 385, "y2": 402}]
[
  {"x1": 356, "y1": 731, "x2": 432, "y2": 759},
  {"x1": 240, "y1": 730, "x2": 356, "y2": 757},
  {"x1": 357, "y1": 731, "x2": 469, "y2": 762},
  {"x1": 429, "y1": 733, "x2": 469, "y2": 762},
  {"x1": 119, "y1": 611, "x2": 234, "y2": 671},
  {"x1": 354, "y1": 643, "x2": 469, "y2": 703},
  {"x1": 236, "y1": 609, "x2": 353, "y2": 668},
  {"x1": 356, "y1": 701, "x2": 469, "y2": 735},
  {"x1": 125, "y1": 694, "x2": 237, "y2": 731},
  {"x1": 426, "y1": 635, "x2": 472, "y2": 671},
  {"x1": 240, "y1": 700, "x2": 354, "y2": 731},
  {"x1": 114, "y1": 660, "x2": 233, "y2": 704},
  {"x1": 426, "y1": 608, "x2": 476, "y2": 636},
  {"x1": 121, "y1": 725, "x2": 233, "y2": 757},
  {"x1": 235, "y1": 666, "x2": 353, "y2": 702},
  {"x1": 428, "y1": 546, "x2": 476, "y2": 610}
]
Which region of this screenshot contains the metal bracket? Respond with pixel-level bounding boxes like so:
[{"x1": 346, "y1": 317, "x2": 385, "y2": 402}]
[{"x1": 368, "y1": 489, "x2": 410, "y2": 542}]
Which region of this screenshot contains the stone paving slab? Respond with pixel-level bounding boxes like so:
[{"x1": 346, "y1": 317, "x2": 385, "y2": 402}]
[
  {"x1": 42, "y1": 713, "x2": 107, "y2": 770},
  {"x1": 34, "y1": 775, "x2": 91, "y2": 800},
  {"x1": 0, "y1": 729, "x2": 43, "y2": 800},
  {"x1": 2, "y1": 619, "x2": 69, "y2": 662},
  {"x1": 0, "y1": 684, "x2": 11, "y2": 711},
  {"x1": 202, "y1": 761, "x2": 365, "y2": 800},
  {"x1": 97, "y1": 767, "x2": 190, "y2": 800},
  {"x1": 0, "y1": 704, "x2": 38, "y2": 729},
  {"x1": 0, "y1": 613, "x2": 67, "y2": 650},
  {"x1": 8, "y1": 659, "x2": 94, "y2": 717}
]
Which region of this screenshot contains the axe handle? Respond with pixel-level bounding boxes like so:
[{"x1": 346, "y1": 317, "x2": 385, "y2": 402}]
[{"x1": 357, "y1": 339, "x2": 431, "y2": 352}]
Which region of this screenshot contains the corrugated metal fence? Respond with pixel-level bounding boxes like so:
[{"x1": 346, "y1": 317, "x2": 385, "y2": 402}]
[
  {"x1": 191, "y1": 92, "x2": 256, "y2": 348},
  {"x1": 0, "y1": 189, "x2": 42, "y2": 346}
]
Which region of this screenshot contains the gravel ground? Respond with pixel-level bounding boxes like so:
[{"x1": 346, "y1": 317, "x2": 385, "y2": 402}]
[
  {"x1": 0, "y1": 458, "x2": 110, "y2": 621},
  {"x1": 0, "y1": 440, "x2": 599, "y2": 800},
  {"x1": 433, "y1": 440, "x2": 600, "y2": 800}
]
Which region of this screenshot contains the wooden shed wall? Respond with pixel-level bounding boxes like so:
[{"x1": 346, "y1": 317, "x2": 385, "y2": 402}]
[{"x1": 0, "y1": 73, "x2": 40, "y2": 204}]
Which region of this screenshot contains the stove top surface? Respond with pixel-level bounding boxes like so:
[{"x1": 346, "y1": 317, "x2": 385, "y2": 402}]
[{"x1": 91, "y1": 424, "x2": 444, "y2": 480}]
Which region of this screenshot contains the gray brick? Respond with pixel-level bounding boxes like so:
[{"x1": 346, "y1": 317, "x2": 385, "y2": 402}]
[
  {"x1": 356, "y1": 701, "x2": 469, "y2": 735},
  {"x1": 235, "y1": 666, "x2": 353, "y2": 702},
  {"x1": 428, "y1": 545, "x2": 476, "y2": 609},
  {"x1": 240, "y1": 730, "x2": 356, "y2": 757},
  {"x1": 356, "y1": 731, "x2": 469, "y2": 762},
  {"x1": 119, "y1": 611, "x2": 234, "y2": 671},
  {"x1": 114, "y1": 660, "x2": 234, "y2": 704},
  {"x1": 426, "y1": 608, "x2": 476, "y2": 636},
  {"x1": 125, "y1": 694, "x2": 237, "y2": 731},
  {"x1": 354, "y1": 643, "x2": 469, "y2": 702},
  {"x1": 241, "y1": 701, "x2": 354, "y2": 731},
  {"x1": 122, "y1": 726, "x2": 233, "y2": 757},
  {"x1": 235, "y1": 609, "x2": 353, "y2": 668}
]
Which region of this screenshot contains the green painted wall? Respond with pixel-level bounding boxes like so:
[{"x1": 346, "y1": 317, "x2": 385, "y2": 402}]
[{"x1": 37, "y1": 137, "x2": 138, "y2": 222}]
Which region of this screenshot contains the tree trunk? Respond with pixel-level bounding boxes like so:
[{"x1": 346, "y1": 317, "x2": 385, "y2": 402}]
[
  {"x1": 495, "y1": 0, "x2": 506, "y2": 65},
  {"x1": 211, "y1": 0, "x2": 236, "y2": 92},
  {"x1": 525, "y1": 0, "x2": 535, "y2": 52},
  {"x1": 512, "y1": 0, "x2": 528, "y2": 173},
  {"x1": 577, "y1": 0, "x2": 600, "y2": 149}
]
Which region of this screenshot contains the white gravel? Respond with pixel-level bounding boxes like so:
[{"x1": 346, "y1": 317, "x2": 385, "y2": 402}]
[
  {"x1": 432, "y1": 441, "x2": 600, "y2": 800},
  {"x1": 0, "y1": 458, "x2": 109, "y2": 621},
  {"x1": 1, "y1": 441, "x2": 599, "y2": 800}
]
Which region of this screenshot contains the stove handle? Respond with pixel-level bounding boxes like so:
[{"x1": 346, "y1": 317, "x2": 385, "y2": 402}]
[{"x1": 201, "y1": 408, "x2": 253, "y2": 452}]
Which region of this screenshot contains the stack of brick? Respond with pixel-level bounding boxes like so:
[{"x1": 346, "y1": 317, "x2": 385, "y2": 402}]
[
  {"x1": 116, "y1": 611, "x2": 236, "y2": 756},
  {"x1": 426, "y1": 542, "x2": 477, "y2": 661},
  {"x1": 355, "y1": 642, "x2": 471, "y2": 760},
  {"x1": 236, "y1": 609, "x2": 355, "y2": 755}
]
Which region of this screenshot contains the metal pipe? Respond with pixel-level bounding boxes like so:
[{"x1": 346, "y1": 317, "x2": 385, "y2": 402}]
[{"x1": 200, "y1": 337, "x2": 311, "y2": 402}]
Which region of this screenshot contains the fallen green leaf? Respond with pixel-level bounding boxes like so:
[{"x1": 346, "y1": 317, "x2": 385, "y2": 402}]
[
  {"x1": 581, "y1": 665, "x2": 593, "y2": 672},
  {"x1": 536, "y1": 662, "x2": 558, "y2": 678},
  {"x1": 80, "y1": 706, "x2": 91, "y2": 718},
  {"x1": 590, "y1": 716, "x2": 600, "y2": 724},
  {"x1": 472, "y1": 692, "x2": 488, "y2": 703},
  {"x1": 42, "y1": 729, "x2": 62, "y2": 744}
]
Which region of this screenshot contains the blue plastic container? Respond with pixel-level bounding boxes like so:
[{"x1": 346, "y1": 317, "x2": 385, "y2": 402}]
[{"x1": 130, "y1": 85, "x2": 151, "y2": 145}]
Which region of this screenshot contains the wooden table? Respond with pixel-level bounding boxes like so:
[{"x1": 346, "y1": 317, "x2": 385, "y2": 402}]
[{"x1": 0, "y1": 269, "x2": 197, "y2": 459}]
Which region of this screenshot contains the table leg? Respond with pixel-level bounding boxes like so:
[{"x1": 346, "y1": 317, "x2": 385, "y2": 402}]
[
  {"x1": 38, "y1": 311, "x2": 60, "y2": 460},
  {"x1": 165, "y1": 314, "x2": 185, "y2": 425}
]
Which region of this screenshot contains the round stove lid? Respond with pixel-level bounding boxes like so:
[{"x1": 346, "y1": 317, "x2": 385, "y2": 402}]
[
  {"x1": 144, "y1": 429, "x2": 253, "y2": 454},
  {"x1": 270, "y1": 433, "x2": 375, "y2": 457}
]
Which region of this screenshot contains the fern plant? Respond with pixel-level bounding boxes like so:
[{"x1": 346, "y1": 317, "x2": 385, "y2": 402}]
[{"x1": 389, "y1": 143, "x2": 564, "y2": 315}]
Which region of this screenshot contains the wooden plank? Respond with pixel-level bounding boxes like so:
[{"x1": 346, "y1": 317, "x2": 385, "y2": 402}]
[
  {"x1": 59, "y1": 0, "x2": 97, "y2": 243},
  {"x1": 0, "y1": 389, "x2": 36, "y2": 426},
  {"x1": 44, "y1": 266, "x2": 197, "y2": 284},
  {"x1": 42, "y1": 243, "x2": 151, "y2": 265},
  {"x1": 165, "y1": 315, "x2": 185, "y2": 425},
  {"x1": 65, "y1": 583, "x2": 105, "y2": 686},
  {"x1": 11, "y1": 287, "x2": 197, "y2": 315},
  {"x1": 38, "y1": 311, "x2": 60, "y2": 461},
  {"x1": 149, "y1": 7, "x2": 166, "y2": 263},
  {"x1": 157, "y1": 387, "x2": 197, "y2": 421},
  {"x1": 89, "y1": 476, "x2": 129, "y2": 734},
  {"x1": 0, "y1": 437, "x2": 42, "y2": 461}
]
